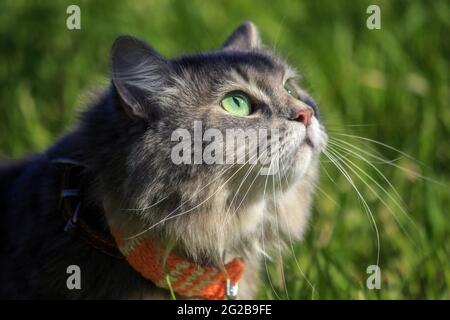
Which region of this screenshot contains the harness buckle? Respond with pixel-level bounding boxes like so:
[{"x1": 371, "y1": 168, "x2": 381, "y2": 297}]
[
  {"x1": 226, "y1": 278, "x2": 239, "y2": 300},
  {"x1": 64, "y1": 201, "x2": 81, "y2": 234}
]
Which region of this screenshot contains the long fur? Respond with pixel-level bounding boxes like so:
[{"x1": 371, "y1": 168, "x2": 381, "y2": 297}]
[{"x1": 0, "y1": 22, "x2": 327, "y2": 299}]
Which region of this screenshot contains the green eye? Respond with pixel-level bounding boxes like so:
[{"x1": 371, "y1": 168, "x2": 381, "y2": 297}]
[
  {"x1": 284, "y1": 82, "x2": 297, "y2": 98},
  {"x1": 221, "y1": 93, "x2": 252, "y2": 116}
]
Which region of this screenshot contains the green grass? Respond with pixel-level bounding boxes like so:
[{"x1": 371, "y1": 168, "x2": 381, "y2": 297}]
[{"x1": 1, "y1": 0, "x2": 449, "y2": 299}]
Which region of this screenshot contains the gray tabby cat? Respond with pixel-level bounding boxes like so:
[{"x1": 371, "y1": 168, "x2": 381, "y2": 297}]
[{"x1": 0, "y1": 21, "x2": 327, "y2": 299}]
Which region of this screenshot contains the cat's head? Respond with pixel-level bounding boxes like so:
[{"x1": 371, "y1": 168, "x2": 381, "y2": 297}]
[{"x1": 101, "y1": 22, "x2": 327, "y2": 258}]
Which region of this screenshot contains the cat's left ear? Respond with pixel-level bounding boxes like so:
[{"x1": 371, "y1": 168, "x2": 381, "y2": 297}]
[
  {"x1": 111, "y1": 35, "x2": 169, "y2": 120},
  {"x1": 222, "y1": 21, "x2": 261, "y2": 51}
]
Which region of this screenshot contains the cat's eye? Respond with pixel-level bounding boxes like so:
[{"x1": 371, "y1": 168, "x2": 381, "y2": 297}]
[
  {"x1": 284, "y1": 82, "x2": 298, "y2": 98},
  {"x1": 221, "y1": 93, "x2": 252, "y2": 116}
]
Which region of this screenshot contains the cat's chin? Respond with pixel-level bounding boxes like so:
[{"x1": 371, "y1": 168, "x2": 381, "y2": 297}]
[{"x1": 291, "y1": 143, "x2": 314, "y2": 180}]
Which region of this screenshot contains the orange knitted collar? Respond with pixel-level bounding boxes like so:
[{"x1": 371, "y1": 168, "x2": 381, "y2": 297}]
[
  {"x1": 110, "y1": 229, "x2": 245, "y2": 300},
  {"x1": 56, "y1": 158, "x2": 245, "y2": 300}
]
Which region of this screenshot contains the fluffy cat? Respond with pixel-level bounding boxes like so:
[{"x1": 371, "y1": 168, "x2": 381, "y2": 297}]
[{"x1": 0, "y1": 21, "x2": 327, "y2": 299}]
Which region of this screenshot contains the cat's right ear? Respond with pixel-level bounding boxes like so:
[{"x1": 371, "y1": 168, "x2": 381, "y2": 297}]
[
  {"x1": 222, "y1": 21, "x2": 261, "y2": 51},
  {"x1": 111, "y1": 35, "x2": 168, "y2": 120}
]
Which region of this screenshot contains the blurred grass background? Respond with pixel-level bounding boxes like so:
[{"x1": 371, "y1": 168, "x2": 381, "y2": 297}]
[{"x1": 0, "y1": 0, "x2": 449, "y2": 299}]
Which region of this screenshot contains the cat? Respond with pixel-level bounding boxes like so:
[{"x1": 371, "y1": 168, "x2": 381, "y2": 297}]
[{"x1": 0, "y1": 21, "x2": 327, "y2": 299}]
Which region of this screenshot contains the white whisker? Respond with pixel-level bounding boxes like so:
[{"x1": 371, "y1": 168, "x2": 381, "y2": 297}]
[
  {"x1": 323, "y1": 148, "x2": 381, "y2": 266},
  {"x1": 327, "y1": 143, "x2": 421, "y2": 250}
]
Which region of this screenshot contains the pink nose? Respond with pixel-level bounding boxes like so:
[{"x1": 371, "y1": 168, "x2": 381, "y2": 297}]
[{"x1": 294, "y1": 108, "x2": 313, "y2": 126}]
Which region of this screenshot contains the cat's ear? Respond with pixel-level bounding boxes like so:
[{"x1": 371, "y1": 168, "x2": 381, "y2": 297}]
[
  {"x1": 111, "y1": 35, "x2": 168, "y2": 120},
  {"x1": 222, "y1": 21, "x2": 261, "y2": 51}
]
